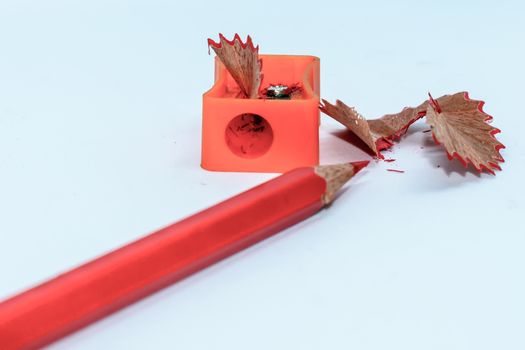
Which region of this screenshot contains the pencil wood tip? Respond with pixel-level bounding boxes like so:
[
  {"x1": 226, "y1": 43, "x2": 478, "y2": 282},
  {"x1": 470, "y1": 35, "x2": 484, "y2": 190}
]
[{"x1": 315, "y1": 161, "x2": 369, "y2": 205}]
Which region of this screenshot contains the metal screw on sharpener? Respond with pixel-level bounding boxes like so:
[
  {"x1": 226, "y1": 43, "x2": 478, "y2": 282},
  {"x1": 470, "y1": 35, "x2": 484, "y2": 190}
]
[{"x1": 266, "y1": 84, "x2": 291, "y2": 99}]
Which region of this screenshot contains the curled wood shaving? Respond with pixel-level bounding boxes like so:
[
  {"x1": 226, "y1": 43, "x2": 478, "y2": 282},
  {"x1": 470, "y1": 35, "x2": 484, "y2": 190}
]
[
  {"x1": 208, "y1": 34, "x2": 262, "y2": 99},
  {"x1": 425, "y1": 92, "x2": 505, "y2": 174},
  {"x1": 320, "y1": 99, "x2": 427, "y2": 156}
]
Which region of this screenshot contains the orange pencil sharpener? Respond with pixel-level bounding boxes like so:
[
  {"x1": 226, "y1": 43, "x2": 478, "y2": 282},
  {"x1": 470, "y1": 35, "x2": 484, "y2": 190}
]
[{"x1": 201, "y1": 54, "x2": 320, "y2": 173}]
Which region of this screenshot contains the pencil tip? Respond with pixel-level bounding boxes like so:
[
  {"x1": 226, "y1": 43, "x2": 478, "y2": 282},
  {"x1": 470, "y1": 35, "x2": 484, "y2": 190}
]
[
  {"x1": 315, "y1": 162, "x2": 368, "y2": 205},
  {"x1": 351, "y1": 161, "x2": 370, "y2": 173}
]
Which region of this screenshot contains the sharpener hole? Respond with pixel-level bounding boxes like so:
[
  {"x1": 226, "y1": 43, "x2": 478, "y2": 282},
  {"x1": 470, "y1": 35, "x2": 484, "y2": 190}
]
[{"x1": 225, "y1": 113, "x2": 273, "y2": 158}]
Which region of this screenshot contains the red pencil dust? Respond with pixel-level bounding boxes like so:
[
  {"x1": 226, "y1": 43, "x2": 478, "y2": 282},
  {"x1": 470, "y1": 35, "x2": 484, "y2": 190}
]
[{"x1": 0, "y1": 161, "x2": 368, "y2": 350}]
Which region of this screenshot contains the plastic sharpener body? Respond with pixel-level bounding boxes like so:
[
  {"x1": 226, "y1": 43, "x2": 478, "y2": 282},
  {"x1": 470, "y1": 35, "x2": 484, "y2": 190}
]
[{"x1": 201, "y1": 54, "x2": 320, "y2": 173}]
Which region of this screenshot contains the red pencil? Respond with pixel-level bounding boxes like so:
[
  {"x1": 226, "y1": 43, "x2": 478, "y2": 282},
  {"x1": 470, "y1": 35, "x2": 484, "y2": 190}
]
[{"x1": 0, "y1": 161, "x2": 368, "y2": 349}]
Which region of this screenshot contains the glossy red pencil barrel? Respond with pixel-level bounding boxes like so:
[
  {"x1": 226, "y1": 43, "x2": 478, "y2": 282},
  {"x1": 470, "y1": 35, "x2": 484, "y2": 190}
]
[{"x1": 0, "y1": 167, "x2": 327, "y2": 350}]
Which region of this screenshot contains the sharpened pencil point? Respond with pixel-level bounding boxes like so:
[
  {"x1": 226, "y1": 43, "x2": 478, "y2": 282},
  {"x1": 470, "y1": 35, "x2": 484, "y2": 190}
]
[
  {"x1": 351, "y1": 160, "x2": 370, "y2": 174},
  {"x1": 315, "y1": 162, "x2": 367, "y2": 205}
]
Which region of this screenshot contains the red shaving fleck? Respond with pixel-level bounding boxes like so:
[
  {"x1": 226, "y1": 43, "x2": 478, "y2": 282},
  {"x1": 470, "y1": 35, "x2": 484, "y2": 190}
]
[
  {"x1": 387, "y1": 169, "x2": 405, "y2": 173},
  {"x1": 384, "y1": 158, "x2": 396, "y2": 162}
]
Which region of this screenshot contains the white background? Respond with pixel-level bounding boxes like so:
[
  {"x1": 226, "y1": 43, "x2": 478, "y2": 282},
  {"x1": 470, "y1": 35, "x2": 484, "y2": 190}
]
[{"x1": 1, "y1": 0, "x2": 524, "y2": 349}]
